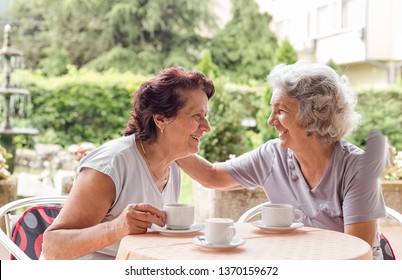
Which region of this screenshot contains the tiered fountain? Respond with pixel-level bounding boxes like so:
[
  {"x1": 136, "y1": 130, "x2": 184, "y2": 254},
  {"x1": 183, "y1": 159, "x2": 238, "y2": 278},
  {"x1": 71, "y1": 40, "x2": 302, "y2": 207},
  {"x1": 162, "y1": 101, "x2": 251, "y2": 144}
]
[{"x1": 0, "y1": 24, "x2": 38, "y2": 173}]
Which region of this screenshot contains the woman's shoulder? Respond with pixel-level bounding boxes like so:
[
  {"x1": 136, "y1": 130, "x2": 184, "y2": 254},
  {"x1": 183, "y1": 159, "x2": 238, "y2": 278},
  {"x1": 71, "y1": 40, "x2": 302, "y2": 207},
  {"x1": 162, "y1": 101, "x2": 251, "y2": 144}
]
[
  {"x1": 336, "y1": 140, "x2": 363, "y2": 157},
  {"x1": 336, "y1": 131, "x2": 387, "y2": 157},
  {"x1": 78, "y1": 135, "x2": 137, "y2": 170},
  {"x1": 99, "y1": 135, "x2": 135, "y2": 152},
  {"x1": 259, "y1": 138, "x2": 288, "y2": 157},
  {"x1": 236, "y1": 138, "x2": 288, "y2": 164},
  {"x1": 338, "y1": 131, "x2": 389, "y2": 179},
  {"x1": 86, "y1": 135, "x2": 135, "y2": 159},
  {"x1": 332, "y1": 140, "x2": 363, "y2": 170},
  {"x1": 333, "y1": 139, "x2": 384, "y2": 176}
]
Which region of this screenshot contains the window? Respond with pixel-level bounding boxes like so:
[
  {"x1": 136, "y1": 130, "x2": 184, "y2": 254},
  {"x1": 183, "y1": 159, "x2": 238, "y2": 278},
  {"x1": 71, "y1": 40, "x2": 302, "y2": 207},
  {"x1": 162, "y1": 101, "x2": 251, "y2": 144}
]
[
  {"x1": 342, "y1": 0, "x2": 366, "y2": 29},
  {"x1": 317, "y1": 5, "x2": 330, "y2": 36}
]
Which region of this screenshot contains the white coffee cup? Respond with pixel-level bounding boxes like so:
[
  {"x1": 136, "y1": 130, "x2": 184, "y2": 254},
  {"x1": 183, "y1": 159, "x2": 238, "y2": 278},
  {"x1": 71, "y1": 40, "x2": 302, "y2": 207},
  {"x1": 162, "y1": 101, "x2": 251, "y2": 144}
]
[
  {"x1": 262, "y1": 203, "x2": 303, "y2": 227},
  {"x1": 164, "y1": 203, "x2": 194, "y2": 230},
  {"x1": 205, "y1": 218, "x2": 236, "y2": 245}
]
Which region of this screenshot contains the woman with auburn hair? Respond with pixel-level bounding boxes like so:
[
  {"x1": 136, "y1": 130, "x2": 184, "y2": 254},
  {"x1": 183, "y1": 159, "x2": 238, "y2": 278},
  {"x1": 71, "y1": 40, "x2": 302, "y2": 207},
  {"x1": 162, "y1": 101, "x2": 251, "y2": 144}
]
[{"x1": 42, "y1": 67, "x2": 215, "y2": 259}]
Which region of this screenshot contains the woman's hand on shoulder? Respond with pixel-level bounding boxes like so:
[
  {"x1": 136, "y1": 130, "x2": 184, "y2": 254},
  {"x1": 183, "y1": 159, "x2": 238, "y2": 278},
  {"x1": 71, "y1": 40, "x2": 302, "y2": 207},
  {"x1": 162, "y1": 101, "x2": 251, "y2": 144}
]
[{"x1": 177, "y1": 155, "x2": 241, "y2": 190}]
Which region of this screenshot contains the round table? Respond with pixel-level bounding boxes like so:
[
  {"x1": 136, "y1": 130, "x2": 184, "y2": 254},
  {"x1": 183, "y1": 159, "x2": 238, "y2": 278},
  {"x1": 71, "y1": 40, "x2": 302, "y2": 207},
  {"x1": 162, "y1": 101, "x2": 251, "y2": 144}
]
[{"x1": 116, "y1": 223, "x2": 373, "y2": 260}]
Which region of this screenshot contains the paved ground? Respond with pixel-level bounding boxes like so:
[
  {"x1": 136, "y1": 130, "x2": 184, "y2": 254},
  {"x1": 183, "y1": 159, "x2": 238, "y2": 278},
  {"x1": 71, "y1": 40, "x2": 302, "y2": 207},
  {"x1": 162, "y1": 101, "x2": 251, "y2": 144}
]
[{"x1": 0, "y1": 242, "x2": 9, "y2": 260}]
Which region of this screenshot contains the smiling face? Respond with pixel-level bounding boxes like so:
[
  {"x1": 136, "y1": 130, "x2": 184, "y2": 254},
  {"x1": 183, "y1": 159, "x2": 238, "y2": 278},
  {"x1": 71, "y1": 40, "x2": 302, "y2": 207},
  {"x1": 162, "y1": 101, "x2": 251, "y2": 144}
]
[
  {"x1": 163, "y1": 88, "x2": 211, "y2": 157},
  {"x1": 267, "y1": 89, "x2": 307, "y2": 149}
]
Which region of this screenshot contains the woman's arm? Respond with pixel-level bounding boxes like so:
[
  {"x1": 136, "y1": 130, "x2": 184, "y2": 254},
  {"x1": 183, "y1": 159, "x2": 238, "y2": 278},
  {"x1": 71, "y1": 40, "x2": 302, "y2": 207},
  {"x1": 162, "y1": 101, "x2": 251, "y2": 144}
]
[
  {"x1": 342, "y1": 131, "x2": 388, "y2": 254},
  {"x1": 344, "y1": 220, "x2": 377, "y2": 248},
  {"x1": 42, "y1": 168, "x2": 165, "y2": 260},
  {"x1": 177, "y1": 155, "x2": 243, "y2": 190}
]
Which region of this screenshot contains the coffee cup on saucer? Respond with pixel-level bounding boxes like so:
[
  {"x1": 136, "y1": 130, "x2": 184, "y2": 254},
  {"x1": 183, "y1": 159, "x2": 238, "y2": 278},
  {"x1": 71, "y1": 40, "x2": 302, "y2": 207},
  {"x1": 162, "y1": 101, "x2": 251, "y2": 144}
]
[
  {"x1": 163, "y1": 203, "x2": 194, "y2": 230},
  {"x1": 205, "y1": 218, "x2": 236, "y2": 245},
  {"x1": 262, "y1": 203, "x2": 303, "y2": 227}
]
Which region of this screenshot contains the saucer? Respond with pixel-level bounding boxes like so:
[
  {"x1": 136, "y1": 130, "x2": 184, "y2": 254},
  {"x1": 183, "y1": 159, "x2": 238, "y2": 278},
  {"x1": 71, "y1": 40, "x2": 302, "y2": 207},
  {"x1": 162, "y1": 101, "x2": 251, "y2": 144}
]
[
  {"x1": 251, "y1": 220, "x2": 304, "y2": 234},
  {"x1": 192, "y1": 235, "x2": 245, "y2": 251},
  {"x1": 151, "y1": 223, "x2": 205, "y2": 236}
]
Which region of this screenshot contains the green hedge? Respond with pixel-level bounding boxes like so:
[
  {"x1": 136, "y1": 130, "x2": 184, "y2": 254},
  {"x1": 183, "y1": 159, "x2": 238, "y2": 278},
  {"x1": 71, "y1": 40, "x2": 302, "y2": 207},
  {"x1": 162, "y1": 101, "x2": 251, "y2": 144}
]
[
  {"x1": 12, "y1": 69, "x2": 145, "y2": 148},
  {"x1": 199, "y1": 78, "x2": 266, "y2": 162},
  {"x1": 348, "y1": 87, "x2": 402, "y2": 150},
  {"x1": 10, "y1": 69, "x2": 402, "y2": 155}
]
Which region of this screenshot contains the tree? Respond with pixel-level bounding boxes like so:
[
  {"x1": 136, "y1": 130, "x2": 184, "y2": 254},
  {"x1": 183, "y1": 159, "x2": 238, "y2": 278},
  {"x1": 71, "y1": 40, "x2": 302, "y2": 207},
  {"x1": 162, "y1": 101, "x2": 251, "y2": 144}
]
[
  {"x1": 255, "y1": 85, "x2": 278, "y2": 143},
  {"x1": 195, "y1": 49, "x2": 219, "y2": 79},
  {"x1": 8, "y1": 0, "x2": 218, "y2": 75},
  {"x1": 210, "y1": 0, "x2": 278, "y2": 82},
  {"x1": 251, "y1": 38, "x2": 298, "y2": 144},
  {"x1": 348, "y1": 88, "x2": 402, "y2": 151},
  {"x1": 38, "y1": 34, "x2": 72, "y2": 76},
  {"x1": 274, "y1": 38, "x2": 298, "y2": 65},
  {"x1": 199, "y1": 79, "x2": 257, "y2": 162},
  {"x1": 327, "y1": 59, "x2": 343, "y2": 75}
]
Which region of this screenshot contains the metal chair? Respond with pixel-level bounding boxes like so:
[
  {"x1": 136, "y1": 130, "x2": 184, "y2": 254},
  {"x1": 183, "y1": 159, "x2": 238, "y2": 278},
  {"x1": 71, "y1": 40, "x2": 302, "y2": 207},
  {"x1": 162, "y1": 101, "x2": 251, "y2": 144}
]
[
  {"x1": 0, "y1": 195, "x2": 67, "y2": 260},
  {"x1": 238, "y1": 203, "x2": 402, "y2": 225},
  {"x1": 384, "y1": 206, "x2": 402, "y2": 225},
  {"x1": 237, "y1": 201, "x2": 269, "y2": 223}
]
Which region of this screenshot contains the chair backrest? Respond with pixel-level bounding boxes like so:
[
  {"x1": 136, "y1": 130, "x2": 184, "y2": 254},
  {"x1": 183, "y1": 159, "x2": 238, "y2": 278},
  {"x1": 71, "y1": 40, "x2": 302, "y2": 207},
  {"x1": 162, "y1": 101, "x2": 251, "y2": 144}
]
[
  {"x1": 0, "y1": 196, "x2": 67, "y2": 260},
  {"x1": 10, "y1": 205, "x2": 61, "y2": 260},
  {"x1": 237, "y1": 202, "x2": 402, "y2": 260},
  {"x1": 237, "y1": 202, "x2": 269, "y2": 223},
  {"x1": 380, "y1": 233, "x2": 396, "y2": 260},
  {"x1": 385, "y1": 206, "x2": 402, "y2": 224},
  {"x1": 380, "y1": 206, "x2": 402, "y2": 260}
]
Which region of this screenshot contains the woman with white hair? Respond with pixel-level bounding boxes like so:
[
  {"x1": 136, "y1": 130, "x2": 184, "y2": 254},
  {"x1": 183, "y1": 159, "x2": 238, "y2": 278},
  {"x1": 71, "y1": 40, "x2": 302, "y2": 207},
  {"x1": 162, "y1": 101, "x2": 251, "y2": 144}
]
[{"x1": 178, "y1": 61, "x2": 387, "y2": 259}]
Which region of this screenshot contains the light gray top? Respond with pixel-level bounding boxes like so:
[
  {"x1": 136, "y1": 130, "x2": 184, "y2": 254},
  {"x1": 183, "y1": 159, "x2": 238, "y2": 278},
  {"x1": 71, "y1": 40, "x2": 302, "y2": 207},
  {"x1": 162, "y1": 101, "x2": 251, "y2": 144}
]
[
  {"x1": 76, "y1": 134, "x2": 181, "y2": 259},
  {"x1": 227, "y1": 131, "x2": 387, "y2": 259}
]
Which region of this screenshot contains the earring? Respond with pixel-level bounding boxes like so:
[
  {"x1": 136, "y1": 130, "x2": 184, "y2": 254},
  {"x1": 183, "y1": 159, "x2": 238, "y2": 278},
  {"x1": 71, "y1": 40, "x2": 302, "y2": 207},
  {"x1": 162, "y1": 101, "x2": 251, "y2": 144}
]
[{"x1": 161, "y1": 128, "x2": 164, "y2": 134}]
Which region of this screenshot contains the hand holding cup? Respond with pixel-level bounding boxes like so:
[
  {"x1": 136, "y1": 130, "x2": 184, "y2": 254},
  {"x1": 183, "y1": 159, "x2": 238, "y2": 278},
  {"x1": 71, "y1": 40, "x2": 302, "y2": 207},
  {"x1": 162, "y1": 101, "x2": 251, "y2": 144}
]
[{"x1": 163, "y1": 203, "x2": 194, "y2": 230}]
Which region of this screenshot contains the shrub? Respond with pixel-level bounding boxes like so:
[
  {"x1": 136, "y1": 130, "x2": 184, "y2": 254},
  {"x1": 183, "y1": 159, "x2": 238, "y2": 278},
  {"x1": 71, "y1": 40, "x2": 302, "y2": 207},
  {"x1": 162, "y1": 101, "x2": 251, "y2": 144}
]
[
  {"x1": 0, "y1": 146, "x2": 13, "y2": 179},
  {"x1": 12, "y1": 69, "x2": 145, "y2": 148},
  {"x1": 10, "y1": 70, "x2": 402, "y2": 160},
  {"x1": 348, "y1": 88, "x2": 402, "y2": 150},
  {"x1": 199, "y1": 78, "x2": 266, "y2": 162}
]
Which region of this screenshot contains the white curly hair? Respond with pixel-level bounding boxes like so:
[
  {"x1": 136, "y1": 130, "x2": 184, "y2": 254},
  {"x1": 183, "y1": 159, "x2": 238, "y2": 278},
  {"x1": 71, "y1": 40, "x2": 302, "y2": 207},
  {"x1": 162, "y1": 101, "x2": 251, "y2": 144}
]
[{"x1": 267, "y1": 61, "x2": 361, "y2": 143}]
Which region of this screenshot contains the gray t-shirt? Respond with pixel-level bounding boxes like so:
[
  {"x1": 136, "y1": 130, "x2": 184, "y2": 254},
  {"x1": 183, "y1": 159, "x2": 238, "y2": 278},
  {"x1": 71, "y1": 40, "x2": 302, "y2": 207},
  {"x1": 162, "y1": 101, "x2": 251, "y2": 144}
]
[
  {"x1": 76, "y1": 134, "x2": 181, "y2": 259},
  {"x1": 227, "y1": 135, "x2": 386, "y2": 259}
]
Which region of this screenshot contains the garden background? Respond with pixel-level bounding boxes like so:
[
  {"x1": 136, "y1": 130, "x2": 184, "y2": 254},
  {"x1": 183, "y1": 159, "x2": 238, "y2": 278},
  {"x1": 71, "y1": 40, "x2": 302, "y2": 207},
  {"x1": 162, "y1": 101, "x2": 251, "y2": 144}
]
[{"x1": 1, "y1": 0, "x2": 402, "y2": 204}]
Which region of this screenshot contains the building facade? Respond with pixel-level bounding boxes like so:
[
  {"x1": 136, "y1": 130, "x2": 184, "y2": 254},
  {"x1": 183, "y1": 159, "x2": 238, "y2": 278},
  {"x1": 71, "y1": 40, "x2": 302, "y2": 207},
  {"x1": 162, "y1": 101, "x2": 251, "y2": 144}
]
[{"x1": 266, "y1": 0, "x2": 402, "y2": 89}]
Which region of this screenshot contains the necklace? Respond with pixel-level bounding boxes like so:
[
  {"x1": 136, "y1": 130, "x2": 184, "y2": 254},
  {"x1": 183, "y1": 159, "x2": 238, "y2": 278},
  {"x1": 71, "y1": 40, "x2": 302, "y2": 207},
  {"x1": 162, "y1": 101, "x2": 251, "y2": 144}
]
[{"x1": 140, "y1": 141, "x2": 169, "y2": 183}]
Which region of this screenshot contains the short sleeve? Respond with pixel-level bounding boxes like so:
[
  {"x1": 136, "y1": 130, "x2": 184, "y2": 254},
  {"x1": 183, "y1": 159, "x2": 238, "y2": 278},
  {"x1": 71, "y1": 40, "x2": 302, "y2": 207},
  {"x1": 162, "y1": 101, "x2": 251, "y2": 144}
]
[
  {"x1": 226, "y1": 140, "x2": 277, "y2": 188},
  {"x1": 356, "y1": 130, "x2": 389, "y2": 180},
  {"x1": 78, "y1": 146, "x2": 117, "y2": 184},
  {"x1": 342, "y1": 131, "x2": 387, "y2": 224},
  {"x1": 342, "y1": 167, "x2": 386, "y2": 224}
]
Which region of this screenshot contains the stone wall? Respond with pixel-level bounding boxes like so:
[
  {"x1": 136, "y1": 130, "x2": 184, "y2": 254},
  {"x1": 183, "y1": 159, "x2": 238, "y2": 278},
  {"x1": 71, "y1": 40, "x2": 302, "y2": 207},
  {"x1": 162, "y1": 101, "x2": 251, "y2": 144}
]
[
  {"x1": 192, "y1": 180, "x2": 268, "y2": 222},
  {"x1": 381, "y1": 181, "x2": 402, "y2": 227},
  {"x1": 193, "y1": 180, "x2": 402, "y2": 226},
  {"x1": 16, "y1": 145, "x2": 76, "y2": 171}
]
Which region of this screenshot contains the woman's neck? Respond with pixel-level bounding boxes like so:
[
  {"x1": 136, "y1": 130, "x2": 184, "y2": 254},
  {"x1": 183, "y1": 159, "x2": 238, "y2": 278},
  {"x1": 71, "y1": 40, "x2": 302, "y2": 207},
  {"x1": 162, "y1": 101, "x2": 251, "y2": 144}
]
[
  {"x1": 292, "y1": 140, "x2": 336, "y2": 189},
  {"x1": 137, "y1": 140, "x2": 173, "y2": 191}
]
